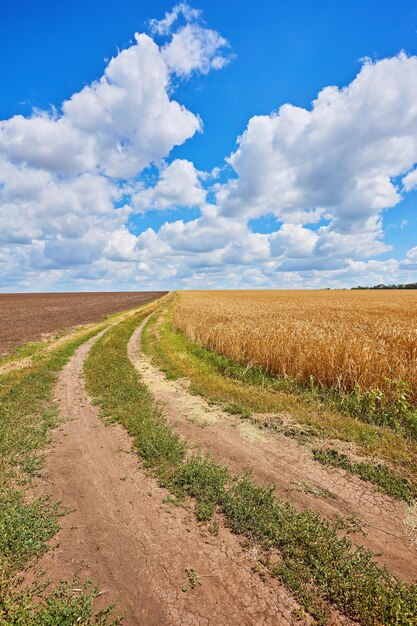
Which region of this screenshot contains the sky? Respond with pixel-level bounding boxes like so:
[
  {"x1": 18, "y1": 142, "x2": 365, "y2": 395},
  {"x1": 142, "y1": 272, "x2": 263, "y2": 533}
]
[{"x1": 1, "y1": 0, "x2": 417, "y2": 291}]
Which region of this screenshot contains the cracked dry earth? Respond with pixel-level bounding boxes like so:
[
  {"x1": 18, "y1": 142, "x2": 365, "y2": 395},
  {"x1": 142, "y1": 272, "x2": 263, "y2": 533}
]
[
  {"x1": 128, "y1": 315, "x2": 417, "y2": 585},
  {"x1": 30, "y1": 327, "x2": 313, "y2": 625}
]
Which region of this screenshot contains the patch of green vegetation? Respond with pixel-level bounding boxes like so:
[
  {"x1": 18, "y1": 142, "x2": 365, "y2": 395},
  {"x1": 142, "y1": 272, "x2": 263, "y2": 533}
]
[
  {"x1": 313, "y1": 449, "x2": 417, "y2": 504},
  {"x1": 224, "y1": 403, "x2": 251, "y2": 418},
  {"x1": 0, "y1": 492, "x2": 59, "y2": 579},
  {"x1": 86, "y1": 309, "x2": 417, "y2": 626},
  {"x1": 0, "y1": 342, "x2": 44, "y2": 368},
  {"x1": 142, "y1": 305, "x2": 417, "y2": 489},
  {"x1": 0, "y1": 327, "x2": 106, "y2": 485},
  {"x1": 333, "y1": 381, "x2": 417, "y2": 440},
  {"x1": 184, "y1": 568, "x2": 200, "y2": 591},
  {"x1": 0, "y1": 577, "x2": 122, "y2": 625},
  {"x1": 272, "y1": 559, "x2": 329, "y2": 625}
]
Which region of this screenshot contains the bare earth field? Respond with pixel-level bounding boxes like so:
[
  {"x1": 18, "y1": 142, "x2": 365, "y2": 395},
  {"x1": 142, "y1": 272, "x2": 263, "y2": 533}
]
[{"x1": 0, "y1": 291, "x2": 166, "y2": 356}]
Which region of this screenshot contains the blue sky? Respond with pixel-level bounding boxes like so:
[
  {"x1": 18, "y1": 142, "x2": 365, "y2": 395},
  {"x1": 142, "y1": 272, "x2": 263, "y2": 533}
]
[{"x1": 1, "y1": 1, "x2": 417, "y2": 290}]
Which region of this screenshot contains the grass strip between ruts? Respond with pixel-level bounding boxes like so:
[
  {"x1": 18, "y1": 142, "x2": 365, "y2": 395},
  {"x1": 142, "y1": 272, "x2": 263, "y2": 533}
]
[{"x1": 84, "y1": 308, "x2": 417, "y2": 626}]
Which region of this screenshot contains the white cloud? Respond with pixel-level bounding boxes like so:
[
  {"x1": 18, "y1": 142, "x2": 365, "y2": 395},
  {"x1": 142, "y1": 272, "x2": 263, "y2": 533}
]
[
  {"x1": 0, "y1": 9, "x2": 228, "y2": 289},
  {"x1": 269, "y1": 223, "x2": 318, "y2": 258},
  {"x1": 401, "y1": 246, "x2": 417, "y2": 269},
  {"x1": 162, "y1": 24, "x2": 230, "y2": 76},
  {"x1": 149, "y1": 2, "x2": 201, "y2": 36},
  {"x1": 403, "y1": 168, "x2": 417, "y2": 191},
  {"x1": 133, "y1": 159, "x2": 206, "y2": 211},
  {"x1": 149, "y1": 2, "x2": 231, "y2": 77},
  {"x1": 0, "y1": 34, "x2": 201, "y2": 180},
  {"x1": 145, "y1": 212, "x2": 244, "y2": 254},
  {"x1": 217, "y1": 54, "x2": 417, "y2": 243}
]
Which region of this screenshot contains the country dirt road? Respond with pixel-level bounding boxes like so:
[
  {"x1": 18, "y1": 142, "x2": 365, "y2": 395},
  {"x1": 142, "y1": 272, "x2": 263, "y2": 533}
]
[
  {"x1": 27, "y1": 304, "x2": 417, "y2": 626},
  {"x1": 31, "y1": 318, "x2": 308, "y2": 625},
  {"x1": 128, "y1": 313, "x2": 417, "y2": 584}
]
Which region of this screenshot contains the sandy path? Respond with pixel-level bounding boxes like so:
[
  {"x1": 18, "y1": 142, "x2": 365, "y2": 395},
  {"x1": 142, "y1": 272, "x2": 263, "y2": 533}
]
[
  {"x1": 128, "y1": 315, "x2": 417, "y2": 584},
  {"x1": 31, "y1": 325, "x2": 306, "y2": 625}
]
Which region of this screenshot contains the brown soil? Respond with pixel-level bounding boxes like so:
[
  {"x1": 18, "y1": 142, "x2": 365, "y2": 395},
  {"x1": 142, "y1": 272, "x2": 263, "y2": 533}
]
[
  {"x1": 128, "y1": 316, "x2": 417, "y2": 584},
  {"x1": 29, "y1": 325, "x2": 311, "y2": 625},
  {"x1": 0, "y1": 291, "x2": 166, "y2": 356}
]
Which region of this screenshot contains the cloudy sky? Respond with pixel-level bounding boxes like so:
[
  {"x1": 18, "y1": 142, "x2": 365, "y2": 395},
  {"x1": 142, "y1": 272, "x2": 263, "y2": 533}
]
[{"x1": 1, "y1": 0, "x2": 417, "y2": 291}]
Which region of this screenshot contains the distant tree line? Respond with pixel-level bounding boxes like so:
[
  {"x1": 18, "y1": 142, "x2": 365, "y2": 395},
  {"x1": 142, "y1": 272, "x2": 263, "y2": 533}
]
[{"x1": 352, "y1": 283, "x2": 417, "y2": 290}]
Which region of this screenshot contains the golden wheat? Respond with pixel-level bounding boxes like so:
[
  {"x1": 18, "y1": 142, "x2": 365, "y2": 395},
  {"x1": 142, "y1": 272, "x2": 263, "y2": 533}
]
[{"x1": 173, "y1": 290, "x2": 417, "y2": 401}]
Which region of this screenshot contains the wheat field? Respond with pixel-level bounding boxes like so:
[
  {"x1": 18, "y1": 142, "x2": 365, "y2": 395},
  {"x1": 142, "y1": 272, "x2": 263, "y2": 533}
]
[{"x1": 174, "y1": 290, "x2": 417, "y2": 402}]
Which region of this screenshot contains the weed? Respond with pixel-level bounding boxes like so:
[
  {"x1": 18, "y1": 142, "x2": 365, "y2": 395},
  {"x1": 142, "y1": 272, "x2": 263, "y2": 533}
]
[
  {"x1": 185, "y1": 568, "x2": 200, "y2": 590},
  {"x1": 224, "y1": 403, "x2": 251, "y2": 418},
  {"x1": 0, "y1": 576, "x2": 122, "y2": 625}
]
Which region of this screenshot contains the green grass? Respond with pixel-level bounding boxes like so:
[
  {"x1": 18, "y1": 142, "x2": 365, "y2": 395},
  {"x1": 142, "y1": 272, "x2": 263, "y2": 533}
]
[
  {"x1": 313, "y1": 449, "x2": 417, "y2": 504},
  {"x1": 1, "y1": 577, "x2": 121, "y2": 625},
  {"x1": 0, "y1": 492, "x2": 60, "y2": 579},
  {"x1": 85, "y1": 308, "x2": 417, "y2": 626},
  {"x1": 142, "y1": 305, "x2": 417, "y2": 487},
  {"x1": 0, "y1": 327, "x2": 107, "y2": 487}
]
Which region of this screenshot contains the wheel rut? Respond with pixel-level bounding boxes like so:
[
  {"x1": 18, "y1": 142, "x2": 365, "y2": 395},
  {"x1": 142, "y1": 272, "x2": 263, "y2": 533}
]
[
  {"x1": 128, "y1": 314, "x2": 417, "y2": 584},
  {"x1": 30, "y1": 322, "x2": 305, "y2": 625}
]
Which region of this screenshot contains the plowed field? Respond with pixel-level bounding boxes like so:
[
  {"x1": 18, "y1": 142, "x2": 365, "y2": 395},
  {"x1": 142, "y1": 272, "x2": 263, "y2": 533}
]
[{"x1": 0, "y1": 291, "x2": 166, "y2": 355}]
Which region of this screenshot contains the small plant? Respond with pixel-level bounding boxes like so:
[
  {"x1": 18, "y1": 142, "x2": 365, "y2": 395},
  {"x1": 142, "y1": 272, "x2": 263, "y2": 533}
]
[
  {"x1": 0, "y1": 576, "x2": 122, "y2": 625},
  {"x1": 185, "y1": 568, "x2": 200, "y2": 590}
]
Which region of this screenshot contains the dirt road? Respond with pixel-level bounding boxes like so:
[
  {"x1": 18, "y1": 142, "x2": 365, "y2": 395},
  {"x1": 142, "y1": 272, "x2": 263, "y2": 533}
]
[{"x1": 31, "y1": 320, "x2": 307, "y2": 625}]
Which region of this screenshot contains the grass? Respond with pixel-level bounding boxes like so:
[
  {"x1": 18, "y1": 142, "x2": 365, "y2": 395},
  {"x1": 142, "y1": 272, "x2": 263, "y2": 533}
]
[
  {"x1": 142, "y1": 304, "x2": 417, "y2": 489},
  {"x1": 85, "y1": 307, "x2": 417, "y2": 626},
  {"x1": 1, "y1": 577, "x2": 121, "y2": 625},
  {"x1": 313, "y1": 449, "x2": 417, "y2": 504},
  {"x1": 0, "y1": 300, "x2": 165, "y2": 624}
]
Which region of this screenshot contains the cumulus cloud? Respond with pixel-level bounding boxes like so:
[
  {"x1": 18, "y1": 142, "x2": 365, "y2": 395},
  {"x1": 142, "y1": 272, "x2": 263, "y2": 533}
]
[
  {"x1": 162, "y1": 24, "x2": 230, "y2": 76},
  {"x1": 217, "y1": 54, "x2": 417, "y2": 234},
  {"x1": 1, "y1": 34, "x2": 201, "y2": 179},
  {"x1": 0, "y1": 6, "x2": 230, "y2": 289},
  {"x1": 127, "y1": 53, "x2": 417, "y2": 287},
  {"x1": 403, "y1": 168, "x2": 417, "y2": 191},
  {"x1": 401, "y1": 246, "x2": 417, "y2": 270},
  {"x1": 149, "y1": 2, "x2": 231, "y2": 77},
  {"x1": 132, "y1": 159, "x2": 206, "y2": 211}
]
